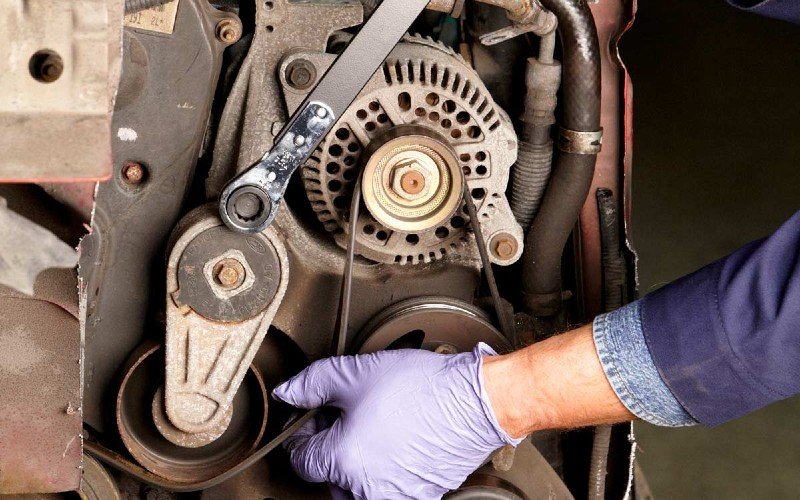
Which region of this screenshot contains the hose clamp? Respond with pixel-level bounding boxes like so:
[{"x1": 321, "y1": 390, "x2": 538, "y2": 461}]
[{"x1": 558, "y1": 127, "x2": 603, "y2": 155}]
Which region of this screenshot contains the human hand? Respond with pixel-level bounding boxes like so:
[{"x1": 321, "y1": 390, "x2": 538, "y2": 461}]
[{"x1": 272, "y1": 343, "x2": 521, "y2": 499}]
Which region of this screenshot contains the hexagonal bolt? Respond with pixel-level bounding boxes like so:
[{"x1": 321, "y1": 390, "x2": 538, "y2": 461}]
[
  {"x1": 285, "y1": 59, "x2": 317, "y2": 90},
  {"x1": 216, "y1": 18, "x2": 242, "y2": 44},
  {"x1": 490, "y1": 234, "x2": 519, "y2": 260},
  {"x1": 213, "y1": 258, "x2": 246, "y2": 290}
]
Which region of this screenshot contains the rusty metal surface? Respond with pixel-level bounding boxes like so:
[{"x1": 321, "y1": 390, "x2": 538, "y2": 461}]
[
  {"x1": 0, "y1": 0, "x2": 124, "y2": 182},
  {"x1": 79, "y1": 0, "x2": 233, "y2": 432},
  {"x1": 578, "y1": 0, "x2": 637, "y2": 319},
  {"x1": 0, "y1": 269, "x2": 82, "y2": 494}
]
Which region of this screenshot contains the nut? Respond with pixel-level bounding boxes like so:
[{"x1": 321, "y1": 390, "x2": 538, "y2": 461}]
[
  {"x1": 216, "y1": 18, "x2": 242, "y2": 44},
  {"x1": 122, "y1": 162, "x2": 145, "y2": 185},
  {"x1": 490, "y1": 233, "x2": 518, "y2": 260},
  {"x1": 213, "y1": 258, "x2": 246, "y2": 290}
]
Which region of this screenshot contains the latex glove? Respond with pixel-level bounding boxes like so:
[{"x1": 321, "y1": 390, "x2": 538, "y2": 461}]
[{"x1": 272, "y1": 343, "x2": 522, "y2": 499}]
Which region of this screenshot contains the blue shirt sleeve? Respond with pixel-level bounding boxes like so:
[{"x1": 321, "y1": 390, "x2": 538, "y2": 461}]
[
  {"x1": 728, "y1": 0, "x2": 800, "y2": 24},
  {"x1": 639, "y1": 210, "x2": 800, "y2": 426}
]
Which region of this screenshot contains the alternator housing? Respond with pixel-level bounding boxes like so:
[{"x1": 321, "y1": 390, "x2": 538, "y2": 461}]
[{"x1": 282, "y1": 36, "x2": 522, "y2": 266}]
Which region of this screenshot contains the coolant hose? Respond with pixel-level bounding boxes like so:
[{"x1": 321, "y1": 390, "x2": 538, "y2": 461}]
[{"x1": 521, "y1": 0, "x2": 602, "y2": 317}]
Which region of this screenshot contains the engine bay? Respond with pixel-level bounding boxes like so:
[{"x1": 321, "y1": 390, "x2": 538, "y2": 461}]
[{"x1": 0, "y1": 0, "x2": 637, "y2": 497}]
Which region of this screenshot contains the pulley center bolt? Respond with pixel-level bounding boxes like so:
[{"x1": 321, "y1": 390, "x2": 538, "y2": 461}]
[
  {"x1": 213, "y1": 258, "x2": 246, "y2": 290},
  {"x1": 389, "y1": 157, "x2": 437, "y2": 203},
  {"x1": 400, "y1": 170, "x2": 426, "y2": 195}
]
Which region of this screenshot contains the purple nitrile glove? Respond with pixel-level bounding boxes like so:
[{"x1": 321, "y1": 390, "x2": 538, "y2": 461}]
[{"x1": 272, "y1": 343, "x2": 522, "y2": 499}]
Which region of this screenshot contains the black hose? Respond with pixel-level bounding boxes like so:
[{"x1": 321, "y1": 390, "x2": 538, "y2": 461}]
[
  {"x1": 588, "y1": 189, "x2": 628, "y2": 500},
  {"x1": 125, "y1": 0, "x2": 171, "y2": 14},
  {"x1": 520, "y1": 0, "x2": 602, "y2": 317}
]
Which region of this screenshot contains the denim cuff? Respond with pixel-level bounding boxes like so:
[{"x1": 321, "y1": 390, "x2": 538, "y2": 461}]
[{"x1": 593, "y1": 302, "x2": 698, "y2": 427}]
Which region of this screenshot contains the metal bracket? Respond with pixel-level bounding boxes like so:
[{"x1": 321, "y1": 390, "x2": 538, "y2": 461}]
[
  {"x1": 479, "y1": 1, "x2": 557, "y2": 46},
  {"x1": 558, "y1": 127, "x2": 604, "y2": 155},
  {"x1": 219, "y1": 0, "x2": 431, "y2": 234},
  {"x1": 163, "y1": 209, "x2": 289, "y2": 439}
]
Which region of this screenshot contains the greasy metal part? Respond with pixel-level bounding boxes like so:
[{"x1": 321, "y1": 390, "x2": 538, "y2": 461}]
[
  {"x1": 357, "y1": 296, "x2": 511, "y2": 354},
  {"x1": 289, "y1": 38, "x2": 522, "y2": 266},
  {"x1": 164, "y1": 207, "x2": 288, "y2": 436},
  {"x1": 0, "y1": 0, "x2": 123, "y2": 181},
  {"x1": 116, "y1": 343, "x2": 268, "y2": 483},
  {"x1": 206, "y1": 0, "x2": 363, "y2": 198},
  {"x1": 362, "y1": 126, "x2": 463, "y2": 232},
  {"x1": 81, "y1": 454, "x2": 123, "y2": 500},
  {"x1": 0, "y1": 268, "x2": 82, "y2": 494},
  {"x1": 0, "y1": 198, "x2": 78, "y2": 295},
  {"x1": 219, "y1": 0, "x2": 431, "y2": 234},
  {"x1": 80, "y1": 0, "x2": 233, "y2": 432},
  {"x1": 558, "y1": 127, "x2": 604, "y2": 155},
  {"x1": 448, "y1": 441, "x2": 573, "y2": 500}
]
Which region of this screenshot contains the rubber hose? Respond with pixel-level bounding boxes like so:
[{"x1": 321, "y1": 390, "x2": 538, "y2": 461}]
[
  {"x1": 588, "y1": 189, "x2": 628, "y2": 500},
  {"x1": 125, "y1": 0, "x2": 170, "y2": 14},
  {"x1": 511, "y1": 127, "x2": 553, "y2": 229},
  {"x1": 521, "y1": 0, "x2": 601, "y2": 316}
]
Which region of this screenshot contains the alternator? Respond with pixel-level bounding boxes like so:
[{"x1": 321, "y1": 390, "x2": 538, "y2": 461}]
[{"x1": 282, "y1": 37, "x2": 522, "y2": 266}]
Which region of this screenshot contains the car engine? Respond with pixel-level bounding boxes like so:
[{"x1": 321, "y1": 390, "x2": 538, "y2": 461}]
[{"x1": 0, "y1": 0, "x2": 637, "y2": 498}]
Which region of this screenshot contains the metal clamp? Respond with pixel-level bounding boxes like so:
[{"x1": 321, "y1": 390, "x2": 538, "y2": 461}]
[{"x1": 558, "y1": 127, "x2": 604, "y2": 155}]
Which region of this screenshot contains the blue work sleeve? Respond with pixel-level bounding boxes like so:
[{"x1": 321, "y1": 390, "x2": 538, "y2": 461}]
[
  {"x1": 638, "y1": 210, "x2": 800, "y2": 426},
  {"x1": 727, "y1": 0, "x2": 800, "y2": 24}
]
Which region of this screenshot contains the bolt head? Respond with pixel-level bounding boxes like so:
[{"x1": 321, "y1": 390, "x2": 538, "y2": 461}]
[
  {"x1": 490, "y1": 233, "x2": 519, "y2": 260},
  {"x1": 122, "y1": 162, "x2": 145, "y2": 185},
  {"x1": 213, "y1": 258, "x2": 246, "y2": 290},
  {"x1": 216, "y1": 19, "x2": 242, "y2": 44},
  {"x1": 400, "y1": 170, "x2": 426, "y2": 195},
  {"x1": 285, "y1": 59, "x2": 317, "y2": 90}
]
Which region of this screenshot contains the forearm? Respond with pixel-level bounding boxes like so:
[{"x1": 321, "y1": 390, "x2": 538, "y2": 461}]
[{"x1": 483, "y1": 324, "x2": 633, "y2": 438}]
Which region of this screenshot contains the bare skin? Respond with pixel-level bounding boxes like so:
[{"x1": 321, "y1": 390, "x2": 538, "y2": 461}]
[{"x1": 483, "y1": 324, "x2": 634, "y2": 439}]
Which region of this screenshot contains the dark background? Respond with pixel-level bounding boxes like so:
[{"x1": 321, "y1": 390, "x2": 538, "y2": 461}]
[{"x1": 620, "y1": 0, "x2": 800, "y2": 497}]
